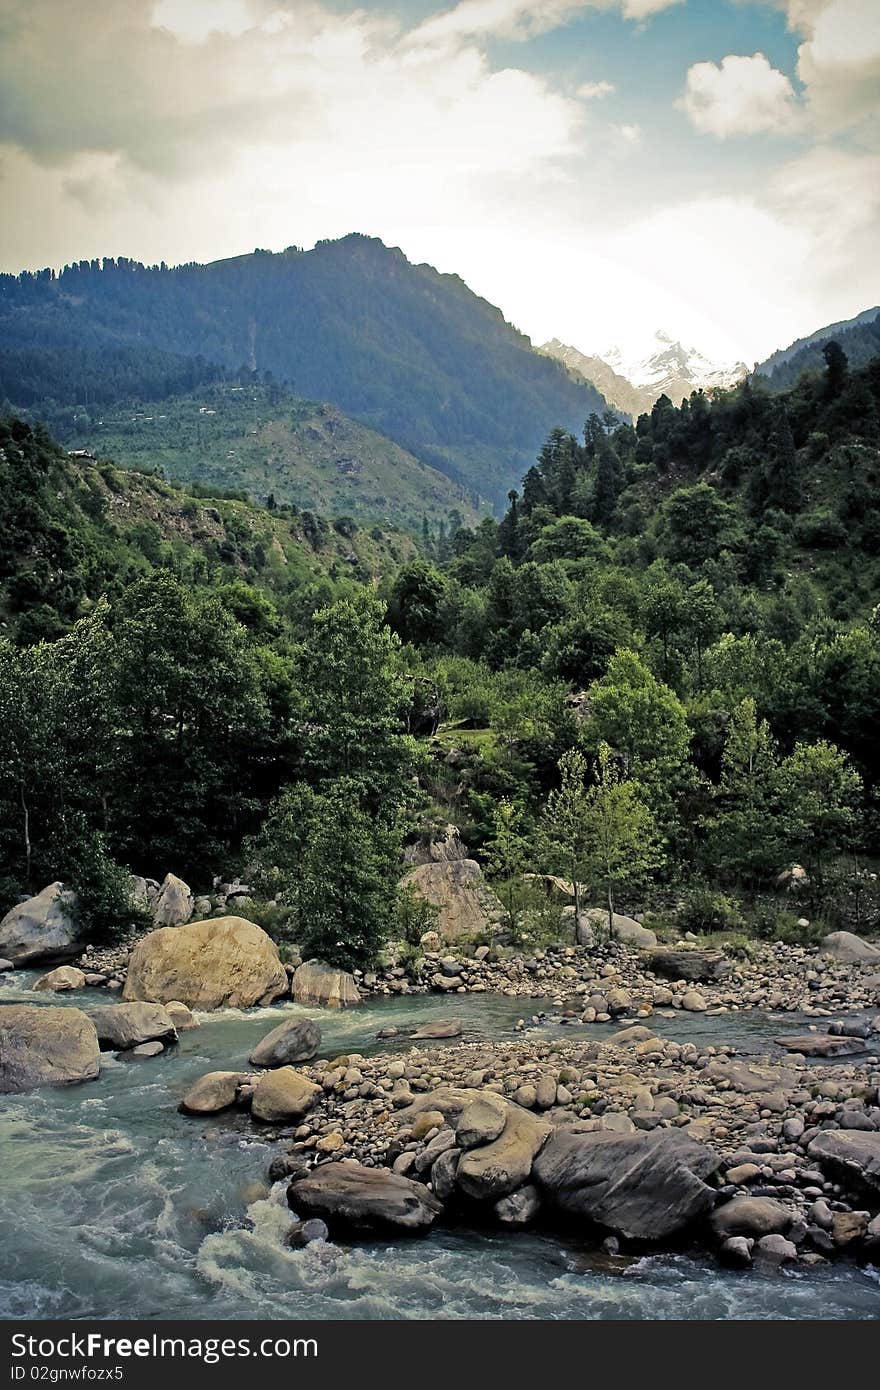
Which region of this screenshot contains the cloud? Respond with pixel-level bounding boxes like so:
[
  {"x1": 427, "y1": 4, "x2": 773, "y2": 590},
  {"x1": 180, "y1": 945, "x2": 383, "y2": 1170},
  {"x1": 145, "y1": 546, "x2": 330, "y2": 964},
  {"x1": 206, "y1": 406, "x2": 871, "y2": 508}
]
[
  {"x1": 793, "y1": 0, "x2": 880, "y2": 140},
  {"x1": 679, "y1": 52, "x2": 801, "y2": 137},
  {"x1": 406, "y1": 0, "x2": 682, "y2": 50},
  {"x1": 578, "y1": 80, "x2": 616, "y2": 99}
]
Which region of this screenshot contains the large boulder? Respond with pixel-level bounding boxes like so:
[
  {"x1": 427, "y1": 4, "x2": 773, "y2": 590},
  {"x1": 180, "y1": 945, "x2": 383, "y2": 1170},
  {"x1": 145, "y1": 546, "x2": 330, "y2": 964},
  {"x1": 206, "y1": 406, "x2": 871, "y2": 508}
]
[
  {"x1": 248, "y1": 1017, "x2": 321, "y2": 1067},
  {"x1": 456, "y1": 1101, "x2": 551, "y2": 1201},
  {"x1": 288, "y1": 1162, "x2": 442, "y2": 1234},
  {"x1": 0, "y1": 1005, "x2": 100, "y2": 1092},
  {"x1": 580, "y1": 909, "x2": 657, "y2": 949},
  {"x1": 403, "y1": 824, "x2": 468, "y2": 865},
  {"x1": 90, "y1": 1002, "x2": 178, "y2": 1051},
  {"x1": 151, "y1": 873, "x2": 194, "y2": 927},
  {"x1": 808, "y1": 1131, "x2": 880, "y2": 1197},
  {"x1": 179, "y1": 1070, "x2": 250, "y2": 1114},
  {"x1": 290, "y1": 960, "x2": 360, "y2": 1010},
  {"x1": 534, "y1": 1129, "x2": 720, "y2": 1241},
  {"x1": 643, "y1": 948, "x2": 732, "y2": 983},
  {"x1": 820, "y1": 931, "x2": 880, "y2": 964},
  {"x1": 123, "y1": 916, "x2": 288, "y2": 1010},
  {"x1": 32, "y1": 965, "x2": 86, "y2": 992},
  {"x1": 251, "y1": 1066, "x2": 322, "y2": 1122},
  {"x1": 455, "y1": 1093, "x2": 508, "y2": 1150},
  {"x1": 401, "y1": 859, "x2": 504, "y2": 940},
  {"x1": 410, "y1": 1019, "x2": 462, "y2": 1041},
  {"x1": 0, "y1": 883, "x2": 83, "y2": 966}
]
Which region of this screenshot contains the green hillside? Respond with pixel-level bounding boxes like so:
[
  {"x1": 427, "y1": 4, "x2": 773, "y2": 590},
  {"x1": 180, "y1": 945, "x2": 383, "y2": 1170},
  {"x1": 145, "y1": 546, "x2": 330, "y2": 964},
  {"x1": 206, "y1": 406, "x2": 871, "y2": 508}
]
[
  {"x1": 0, "y1": 235, "x2": 611, "y2": 505},
  {"x1": 0, "y1": 415, "x2": 418, "y2": 645},
  {"x1": 54, "y1": 381, "x2": 486, "y2": 534}
]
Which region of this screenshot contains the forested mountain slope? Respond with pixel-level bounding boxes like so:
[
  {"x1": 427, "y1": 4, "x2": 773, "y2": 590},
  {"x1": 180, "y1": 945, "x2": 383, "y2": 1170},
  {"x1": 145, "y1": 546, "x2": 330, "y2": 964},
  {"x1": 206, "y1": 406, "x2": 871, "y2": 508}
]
[
  {"x1": 756, "y1": 309, "x2": 880, "y2": 392},
  {"x1": 0, "y1": 235, "x2": 610, "y2": 505},
  {"x1": 0, "y1": 416, "x2": 417, "y2": 645},
  {"x1": 42, "y1": 381, "x2": 486, "y2": 534}
]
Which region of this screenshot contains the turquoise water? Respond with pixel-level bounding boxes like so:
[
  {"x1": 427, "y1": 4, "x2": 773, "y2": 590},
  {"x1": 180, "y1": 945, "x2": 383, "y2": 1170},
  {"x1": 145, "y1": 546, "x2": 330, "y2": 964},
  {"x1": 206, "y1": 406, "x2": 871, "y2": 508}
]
[{"x1": 1, "y1": 973, "x2": 878, "y2": 1321}]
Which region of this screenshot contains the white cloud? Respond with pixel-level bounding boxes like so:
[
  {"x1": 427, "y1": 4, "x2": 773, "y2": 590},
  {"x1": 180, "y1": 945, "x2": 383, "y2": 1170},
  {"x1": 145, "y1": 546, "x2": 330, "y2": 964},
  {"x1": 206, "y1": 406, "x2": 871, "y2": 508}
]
[
  {"x1": 794, "y1": 0, "x2": 880, "y2": 139},
  {"x1": 618, "y1": 123, "x2": 642, "y2": 144},
  {"x1": 578, "y1": 80, "x2": 616, "y2": 99},
  {"x1": 406, "y1": 0, "x2": 682, "y2": 50},
  {"x1": 679, "y1": 52, "x2": 801, "y2": 137}
]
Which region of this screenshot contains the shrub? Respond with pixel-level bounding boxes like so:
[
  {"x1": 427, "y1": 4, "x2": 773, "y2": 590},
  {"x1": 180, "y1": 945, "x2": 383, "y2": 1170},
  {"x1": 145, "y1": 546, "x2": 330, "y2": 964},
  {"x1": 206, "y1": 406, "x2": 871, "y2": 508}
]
[
  {"x1": 66, "y1": 833, "x2": 151, "y2": 947},
  {"x1": 678, "y1": 884, "x2": 744, "y2": 935}
]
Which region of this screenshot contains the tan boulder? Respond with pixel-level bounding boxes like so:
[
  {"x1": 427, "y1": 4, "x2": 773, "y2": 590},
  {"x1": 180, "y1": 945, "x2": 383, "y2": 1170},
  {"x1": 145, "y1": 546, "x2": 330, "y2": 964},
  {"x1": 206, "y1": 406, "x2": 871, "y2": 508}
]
[
  {"x1": 32, "y1": 965, "x2": 86, "y2": 992},
  {"x1": 0, "y1": 883, "x2": 83, "y2": 966},
  {"x1": 90, "y1": 1001, "x2": 177, "y2": 1050},
  {"x1": 179, "y1": 1070, "x2": 250, "y2": 1114},
  {"x1": 456, "y1": 1102, "x2": 551, "y2": 1200},
  {"x1": 401, "y1": 859, "x2": 503, "y2": 940},
  {"x1": 290, "y1": 960, "x2": 361, "y2": 1010},
  {"x1": 0, "y1": 1005, "x2": 99, "y2": 1092},
  {"x1": 251, "y1": 1066, "x2": 322, "y2": 1122},
  {"x1": 123, "y1": 916, "x2": 288, "y2": 1010}
]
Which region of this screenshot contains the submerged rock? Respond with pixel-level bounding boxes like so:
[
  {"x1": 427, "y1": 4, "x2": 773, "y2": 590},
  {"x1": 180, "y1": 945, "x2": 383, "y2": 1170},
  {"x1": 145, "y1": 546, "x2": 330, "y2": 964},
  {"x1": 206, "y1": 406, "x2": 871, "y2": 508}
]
[
  {"x1": 410, "y1": 1019, "x2": 462, "y2": 1040},
  {"x1": 123, "y1": 916, "x2": 288, "y2": 1010},
  {"x1": 773, "y1": 1032, "x2": 866, "y2": 1057},
  {"x1": 0, "y1": 883, "x2": 83, "y2": 966},
  {"x1": 0, "y1": 1004, "x2": 99, "y2": 1092},
  {"x1": 288, "y1": 1162, "x2": 442, "y2": 1234}
]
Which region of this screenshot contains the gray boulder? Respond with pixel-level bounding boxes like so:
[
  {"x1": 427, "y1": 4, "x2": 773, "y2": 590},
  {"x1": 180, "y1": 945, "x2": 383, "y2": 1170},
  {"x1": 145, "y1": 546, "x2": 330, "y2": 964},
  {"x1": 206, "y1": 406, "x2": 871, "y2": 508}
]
[
  {"x1": 179, "y1": 1070, "x2": 250, "y2": 1114},
  {"x1": 581, "y1": 908, "x2": 657, "y2": 949},
  {"x1": 644, "y1": 948, "x2": 732, "y2": 982},
  {"x1": 821, "y1": 931, "x2": 880, "y2": 964},
  {"x1": 808, "y1": 1131, "x2": 880, "y2": 1197},
  {"x1": 0, "y1": 1004, "x2": 100, "y2": 1092},
  {"x1": 248, "y1": 1017, "x2": 321, "y2": 1067},
  {"x1": 152, "y1": 873, "x2": 194, "y2": 927},
  {"x1": 455, "y1": 1093, "x2": 508, "y2": 1150},
  {"x1": 0, "y1": 883, "x2": 83, "y2": 966},
  {"x1": 534, "y1": 1129, "x2": 719, "y2": 1240},
  {"x1": 288, "y1": 1162, "x2": 442, "y2": 1234},
  {"x1": 90, "y1": 1002, "x2": 178, "y2": 1051}
]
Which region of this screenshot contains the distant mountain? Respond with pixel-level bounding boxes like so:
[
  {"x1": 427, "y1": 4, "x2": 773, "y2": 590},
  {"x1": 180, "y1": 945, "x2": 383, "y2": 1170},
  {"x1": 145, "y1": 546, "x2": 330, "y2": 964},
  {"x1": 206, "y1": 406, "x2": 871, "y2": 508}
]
[
  {"x1": 754, "y1": 307, "x2": 880, "y2": 392},
  {"x1": 0, "y1": 235, "x2": 611, "y2": 508},
  {"x1": 542, "y1": 330, "x2": 747, "y2": 415}
]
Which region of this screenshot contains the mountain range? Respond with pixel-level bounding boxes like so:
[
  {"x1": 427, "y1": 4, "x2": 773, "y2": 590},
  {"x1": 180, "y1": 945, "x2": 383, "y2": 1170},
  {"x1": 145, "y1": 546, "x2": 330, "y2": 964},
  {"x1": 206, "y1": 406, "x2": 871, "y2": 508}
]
[
  {"x1": 0, "y1": 234, "x2": 609, "y2": 511},
  {"x1": 541, "y1": 332, "x2": 748, "y2": 416}
]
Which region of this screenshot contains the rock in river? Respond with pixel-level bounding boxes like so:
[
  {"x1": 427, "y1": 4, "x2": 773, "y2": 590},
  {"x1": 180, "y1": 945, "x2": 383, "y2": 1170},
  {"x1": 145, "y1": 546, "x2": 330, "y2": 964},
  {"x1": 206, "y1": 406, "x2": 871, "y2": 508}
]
[
  {"x1": 0, "y1": 1004, "x2": 100, "y2": 1092},
  {"x1": 410, "y1": 1019, "x2": 462, "y2": 1041},
  {"x1": 290, "y1": 960, "x2": 361, "y2": 1010},
  {"x1": 774, "y1": 1032, "x2": 866, "y2": 1057},
  {"x1": 90, "y1": 1002, "x2": 178, "y2": 1051},
  {"x1": 179, "y1": 1070, "x2": 250, "y2": 1114},
  {"x1": 0, "y1": 883, "x2": 83, "y2": 966},
  {"x1": 288, "y1": 1162, "x2": 442, "y2": 1235},
  {"x1": 123, "y1": 916, "x2": 288, "y2": 1010},
  {"x1": 534, "y1": 1129, "x2": 719, "y2": 1241},
  {"x1": 251, "y1": 1066, "x2": 322, "y2": 1122},
  {"x1": 249, "y1": 1017, "x2": 321, "y2": 1067},
  {"x1": 456, "y1": 1101, "x2": 551, "y2": 1201},
  {"x1": 32, "y1": 965, "x2": 86, "y2": 992},
  {"x1": 710, "y1": 1196, "x2": 792, "y2": 1239}
]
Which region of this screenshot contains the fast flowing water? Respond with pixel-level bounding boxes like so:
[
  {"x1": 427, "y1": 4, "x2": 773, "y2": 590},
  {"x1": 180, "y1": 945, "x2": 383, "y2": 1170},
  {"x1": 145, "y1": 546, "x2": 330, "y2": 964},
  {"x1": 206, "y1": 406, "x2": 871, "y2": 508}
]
[{"x1": 1, "y1": 973, "x2": 878, "y2": 1321}]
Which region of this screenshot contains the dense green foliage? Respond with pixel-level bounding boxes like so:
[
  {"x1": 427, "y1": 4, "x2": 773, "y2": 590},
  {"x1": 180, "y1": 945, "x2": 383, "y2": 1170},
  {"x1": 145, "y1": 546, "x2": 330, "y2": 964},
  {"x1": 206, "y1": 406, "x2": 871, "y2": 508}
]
[
  {"x1": 3, "y1": 338, "x2": 880, "y2": 962},
  {"x1": 0, "y1": 237, "x2": 609, "y2": 505},
  {"x1": 389, "y1": 347, "x2": 880, "y2": 931},
  {"x1": 17, "y1": 382, "x2": 484, "y2": 535}
]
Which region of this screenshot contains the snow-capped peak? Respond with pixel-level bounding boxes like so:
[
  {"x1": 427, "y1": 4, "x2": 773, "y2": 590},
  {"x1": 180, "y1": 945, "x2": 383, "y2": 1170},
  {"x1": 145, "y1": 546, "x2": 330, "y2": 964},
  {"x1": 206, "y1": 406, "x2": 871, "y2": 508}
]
[{"x1": 598, "y1": 330, "x2": 747, "y2": 394}]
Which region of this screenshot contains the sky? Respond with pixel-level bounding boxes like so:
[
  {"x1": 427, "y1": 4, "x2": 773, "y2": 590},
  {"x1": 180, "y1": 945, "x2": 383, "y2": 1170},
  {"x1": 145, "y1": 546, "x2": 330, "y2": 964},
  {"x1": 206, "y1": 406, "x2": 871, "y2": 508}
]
[{"x1": 0, "y1": 0, "x2": 877, "y2": 365}]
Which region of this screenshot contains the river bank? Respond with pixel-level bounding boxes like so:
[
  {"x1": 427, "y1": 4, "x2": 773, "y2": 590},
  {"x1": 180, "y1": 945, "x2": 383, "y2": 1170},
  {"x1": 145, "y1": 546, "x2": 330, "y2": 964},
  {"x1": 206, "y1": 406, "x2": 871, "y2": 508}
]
[{"x1": 2, "y1": 948, "x2": 879, "y2": 1318}]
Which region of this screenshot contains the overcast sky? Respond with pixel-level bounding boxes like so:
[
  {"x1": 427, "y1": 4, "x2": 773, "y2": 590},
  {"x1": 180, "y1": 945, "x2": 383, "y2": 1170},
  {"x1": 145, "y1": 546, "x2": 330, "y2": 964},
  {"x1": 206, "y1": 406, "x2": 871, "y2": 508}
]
[{"x1": 0, "y1": 0, "x2": 877, "y2": 364}]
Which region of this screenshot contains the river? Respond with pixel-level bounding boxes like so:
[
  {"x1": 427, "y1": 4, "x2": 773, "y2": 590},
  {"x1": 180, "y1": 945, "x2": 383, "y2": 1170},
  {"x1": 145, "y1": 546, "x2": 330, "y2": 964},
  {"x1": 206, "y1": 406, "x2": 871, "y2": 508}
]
[{"x1": 2, "y1": 973, "x2": 878, "y2": 1321}]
